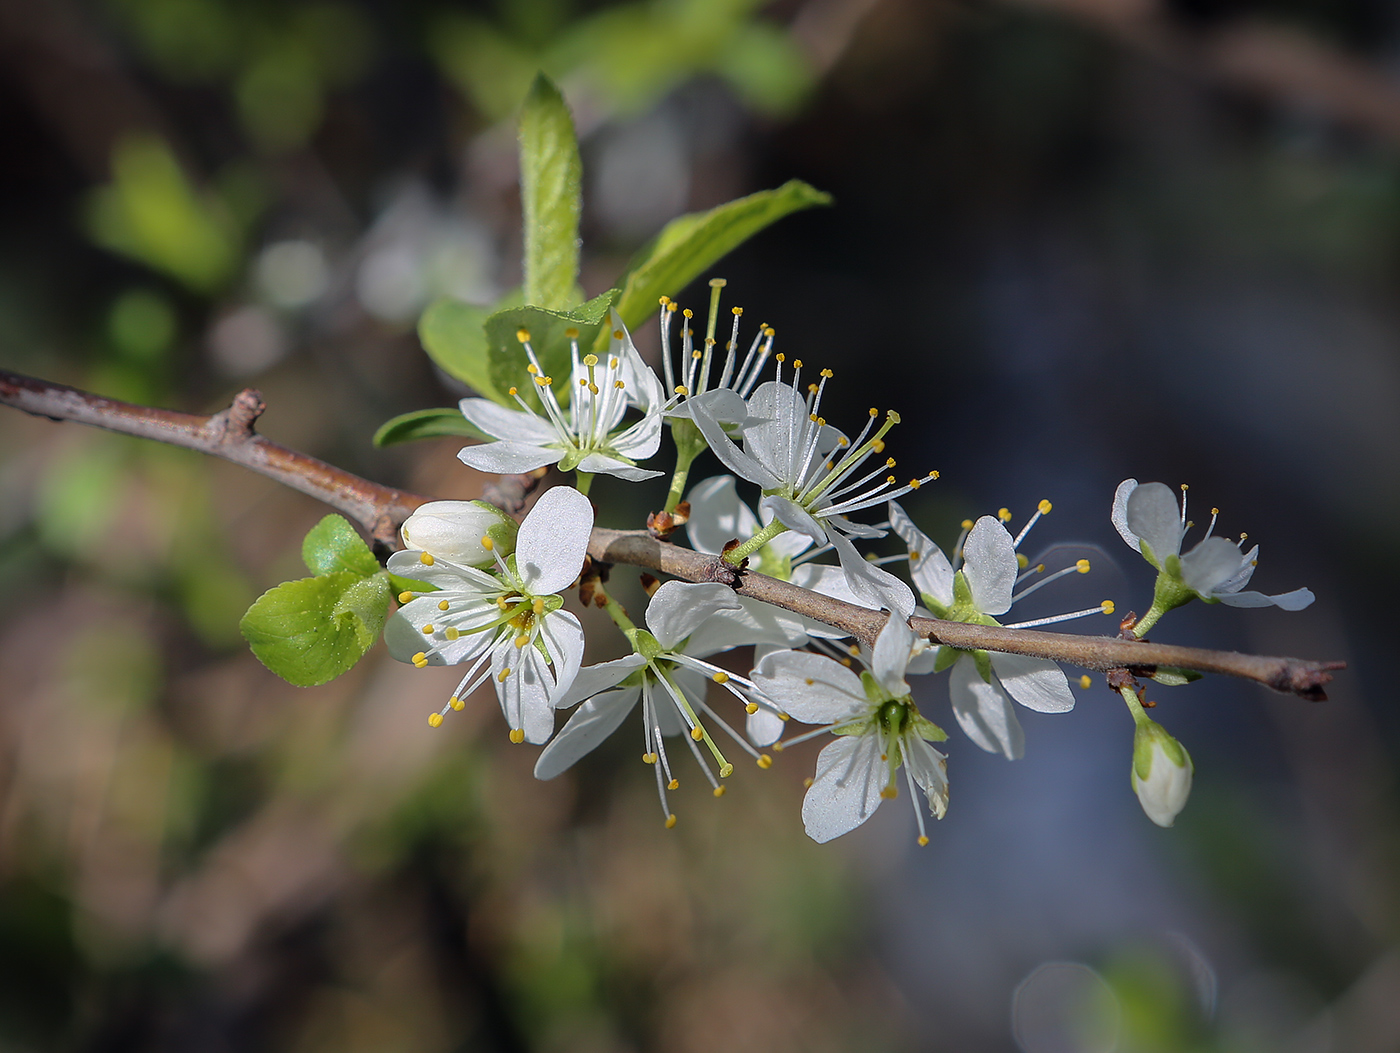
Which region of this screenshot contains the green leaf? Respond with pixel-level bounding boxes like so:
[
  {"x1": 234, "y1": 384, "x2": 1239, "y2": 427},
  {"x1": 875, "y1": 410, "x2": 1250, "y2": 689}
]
[
  {"x1": 302, "y1": 514, "x2": 380, "y2": 577},
  {"x1": 373, "y1": 407, "x2": 489, "y2": 448},
  {"x1": 419, "y1": 298, "x2": 496, "y2": 398},
  {"x1": 606, "y1": 179, "x2": 831, "y2": 340},
  {"x1": 240, "y1": 571, "x2": 390, "y2": 686},
  {"x1": 519, "y1": 73, "x2": 582, "y2": 309},
  {"x1": 483, "y1": 290, "x2": 615, "y2": 409},
  {"x1": 1150, "y1": 667, "x2": 1204, "y2": 687}
]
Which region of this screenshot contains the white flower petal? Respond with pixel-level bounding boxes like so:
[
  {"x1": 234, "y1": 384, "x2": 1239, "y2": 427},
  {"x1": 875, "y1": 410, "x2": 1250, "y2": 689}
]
[
  {"x1": 801, "y1": 734, "x2": 887, "y2": 843},
  {"x1": 533, "y1": 686, "x2": 641, "y2": 779},
  {"x1": 742, "y1": 381, "x2": 806, "y2": 483},
  {"x1": 1179, "y1": 536, "x2": 1251, "y2": 596},
  {"x1": 458, "y1": 441, "x2": 564, "y2": 475},
  {"x1": 690, "y1": 396, "x2": 782, "y2": 490},
  {"x1": 788, "y1": 563, "x2": 865, "y2": 639},
  {"x1": 961, "y1": 516, "x2": 1017, "y2": 616},
  {"x1": 751, "y1": 650, "x2": 866, "y2": 724},
  {"x1": 492, "y1": 636, "x2": 557, "y2": 744},
  {"x1": 550, "y1": 654, "x2": 648, "y2": 710},
  {"x1": 608, "y1": 407, "x2": 664, "y2": 460},
  {"x1": 746, "y1": 643, "x2": 788, "y2": 746},
  {"x1": 830, "y1": 532, "x2": 916, "y2": 621},
  {"x1": 457, "y1": 398, "x2": 557, "y2": 445},
  {"x1": 1217, "y1": 586, "x2": 1315, "y2": 610},
  {"x1": 888, "y1": 501, "x2": 954, "y2": 608},
  {"x1": 645, "y1": 581, "x2": 742, "y2": 650},
  {"x1": 385, "y1": 552, "x2": 503, "y2": 593},
  {"x1": 649, "y1": 677, "x2": 691, "y2": 737},
  {"x1": 949, "y1": 657, "x2": 1024, "y2": 759},
  {"x1": 686, "y1": 475, "x2": 759, "y2": 556},
  {"x1": 1111, "y1": 479, "x2": 1140, "y2": 551},
  {"x1": 1125, "y1": 482, "x2": 1185, "y2": 566},
  {"x1": 760, "y1": 495, "x2": 826, "y2": 544},
  {"x1": 682, "y1": 596, "x2": 811, "y2": 655},
  {"x1": 903, "y1": 735, "x2": 949, "y2": 820},
  {"x1": 574, "y1": 452, "x2": 664, "y2": 481},
  {"x1": 384, "y1": 607, "x2": 494, "y2": 665},
  {"x1": 990, "y1": 652, "x2": 1075, "y2": 713},
  {"x1": 538, "y1": 609, "x2": 585, "y2": 703},
  {"x1": 514, "y1": 486, "x2": 594, "y2": 594},
  {"x1": 871, "y1": 619, "x2": 914, "y2": 698}
]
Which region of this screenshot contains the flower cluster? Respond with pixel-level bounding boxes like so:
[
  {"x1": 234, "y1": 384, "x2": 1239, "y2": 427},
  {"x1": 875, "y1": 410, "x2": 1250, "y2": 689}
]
[{"x1": 382, "y1": 291, "x2": 1318, "y2": 842}]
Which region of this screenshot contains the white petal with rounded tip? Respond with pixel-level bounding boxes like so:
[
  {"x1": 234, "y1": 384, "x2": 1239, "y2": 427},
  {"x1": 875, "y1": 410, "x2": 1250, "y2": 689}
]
[
  {"x1": 1218, "y1": 586, "x2": 1314, "y2": 610},
  {"x1": 574, "y1": 452, "x2": 664, "y2": 481},
  {"x1": 802, "y1": 734, "x2": 886, "y2": 843},
  {"x1": 961, "y1": 517, "x2": 1017, "y2": 615},
  {"x1": 457, "y1": 398, "x2": 558, "y2": 444},
  {"x1": 458, "y1": 441, "x2": 564, "y2": 475},
  {"x1": 682, "y1": 596, "x2": 811, "y2": 655},
  {"x1": 889, "y1": 501, "x2": 953, "y2": 607},
  {"x1": 1125, "y1": 482, "x2": 1185, "y2": 566},
  {"x1": 903, "y1": 735, "x2": 949, "y2": 820},
  {"x1": 751, "y1": 650, "x2": 865, "y2": 724},
  {"x1": 550, "y1": 654, "x2": 647, "y2": 710},
  {"x1": 1111, "y1": 479, "x2": 1140, "y2": 551},
  {"x1": 533, "y1": 686, "x2": 641, "y2": 779},
  {"x1": 645, "y1": 581, "x2": 742, "y2": 650},
  {"x1": 686, "y1": 475, "x2": 759, "y2": 555},
  {"x1": 667, "y1": 388, "x2": 751, "y2": 424},
  {"x1": 492, "y1": 636, "x2": 556, "y2": 744},
  {"x1": 537, "y1": 610, "x2": 585, "y2": 703},
  {"x1": 690, "y1": 397, "x2": 782, "y2": 489},
  {"x1": 830, "y1": 532, "x2": 916, "y2": 621},
  {"x1": 871, "y1": 619, "x2": 914, "y2": 697},
  {"x1": 1180, "y1": 536, "x2": 1250, "y2": 595},
  {"x1": 949, "y1": 658, "x2": 1024, "y2": 759},
  {"x1": 990, "y1": 652, "x2": 1075, "y2": 713},
  {"x1": 760, "y1": 495, "x2": 826, "y2": 544},
  {"x1": 746, "y1": 644, "x2": 787, "y2": 746},
  {"x1": 514, "y1": 486, "x2": 594, "y2": 594},
  {"x1": 1212, "y1": 544, "x2": 1259, "y2": 594},
  {"x1": 742, "y1": 381, "x2": 805, "y2": 482}
]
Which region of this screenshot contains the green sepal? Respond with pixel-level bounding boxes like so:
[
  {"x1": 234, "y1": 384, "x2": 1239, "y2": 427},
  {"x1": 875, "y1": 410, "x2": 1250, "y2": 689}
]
[
  {"x1": 418, "y1": 298, "x2": 496, "y2": 398},
  {"x1": 832, "y1": 720, "x2": 869, "y2": 737},
  {"x1": 951, "y1": 570, "x2": 975, "y2": 609},
  {"x1": 859, "y1": 669, "x2": 885, "y2": 704},
  {"x1": 388, "y1": 573, "x2": 439, "y2": 597},
  {"x1": 632, "y1": 629, "x2": 663, "y2": 661},
  {"x1": 240, "y1": 570, "x2": 391, "y2": 686},
  {"x1": 605, "y1": 180, "x2": 831, "y2": 341},
  {"x1": 911, "y1": 713, "x2": 948, "y2": 743},
  {"x1": 519, "y1": 73, "x2": 582, "y2": 310},
  {"x1": 1150, "y1": 666, "x2": 1204, "y2": 687},
  {"x1": 482, "y1": 291, "x2": 616, "y2": 410},
  {"x1": 1132, "y1": 719, "x2": 1191, "y2": 782},
  {"x1": 932, "y1": 645, "x2": 961, "y2": 674},
  {"x1": 372, "y1": 407, "x2": 489, "y2": 448},
  {"x1": 921, "y1": 592, "x2": 950, "y2": 619},
  {"x1": 972, "y1": 649, "x2": 994, "y2": 684},
  {"x1": 302, "y1": 514, "x2": 379, "y2": 578},
  {"x1": 1139, "y1": 538, "x2": 1162, "y2": 571}
]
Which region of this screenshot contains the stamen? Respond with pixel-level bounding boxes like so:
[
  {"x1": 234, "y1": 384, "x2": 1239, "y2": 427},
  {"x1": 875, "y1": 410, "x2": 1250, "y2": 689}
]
[{"x1": 1003, "y1": 600, "x2": 1115, "y2": 629}]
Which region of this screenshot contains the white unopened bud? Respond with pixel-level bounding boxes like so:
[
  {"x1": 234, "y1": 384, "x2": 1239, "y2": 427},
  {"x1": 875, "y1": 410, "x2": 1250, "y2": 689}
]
[
  {"x1": 400, "y1": 501, "x2": 517, "y2": 566},
  {"x1": 1131, "y1": 718, "x2": 1193, "y2": 827}
]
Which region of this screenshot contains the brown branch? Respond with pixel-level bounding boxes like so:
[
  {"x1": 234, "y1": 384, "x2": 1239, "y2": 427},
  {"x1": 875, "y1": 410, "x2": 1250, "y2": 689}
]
[
  {"x1": 1, "y1": 370, "x2": 1344, "y2": 699},
  {"x1": 0, "y1": 370, "x2": 429, "y2": 551}
]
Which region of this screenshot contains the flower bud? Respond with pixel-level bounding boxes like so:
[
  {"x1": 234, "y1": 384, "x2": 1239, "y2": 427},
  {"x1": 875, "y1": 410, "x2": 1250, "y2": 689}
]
[
  {"x1": 399, "y1": 501, "x2": 517, "y2": 566},
  {"x1": 1130, "y1": 719, "x2": 1193, "y2": 827}
]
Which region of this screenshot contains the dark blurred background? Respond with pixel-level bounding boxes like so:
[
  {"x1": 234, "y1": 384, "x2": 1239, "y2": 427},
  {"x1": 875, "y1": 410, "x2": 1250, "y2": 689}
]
[{"x1": 2, "y1": 0, "x2": 1399, "y2": 1049}]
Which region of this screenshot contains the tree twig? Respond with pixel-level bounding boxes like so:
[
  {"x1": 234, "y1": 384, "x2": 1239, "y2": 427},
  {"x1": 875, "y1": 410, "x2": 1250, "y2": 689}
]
[{"x1": 0, "y1": 370, "x2": 1344, "y2": 699}]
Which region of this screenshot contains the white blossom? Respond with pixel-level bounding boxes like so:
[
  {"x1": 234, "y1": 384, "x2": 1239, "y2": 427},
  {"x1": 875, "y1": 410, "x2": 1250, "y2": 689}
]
[
  {"x1": 753, "y1": 620, "x2": 948, "y2": 845},
  {"x1": 1130, "y1": 717, "x2": 1193, "y2": 827},
  {"x1": 384, "y1": 485, "x2": 591, "y2": 743},
  {"x1": 456, "y1": 311, "x2": 665, "y2": 482},
  {"x1": 889, "y1": 501, "x2": 1110, "y2": 760},
  {"x1": 1112, "y1": 479, "x2": 1314, "y2": 611},
  {"x1": 534, "y1": 581, "x2": 793, "y2": 825},
  {"x1": 398, "y1": 500, "x2": 519, "y2": 567}
]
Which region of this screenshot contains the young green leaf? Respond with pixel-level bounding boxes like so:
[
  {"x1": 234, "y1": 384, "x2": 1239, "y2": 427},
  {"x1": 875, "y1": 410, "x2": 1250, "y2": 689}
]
[
  {"x1": 483, "y1": 290, "x2": 615, "y2": 409},
  {"x1": 606, "y1": 179, "x2": 831, "y2": 340},
  {"x1": 240, "y1": 571, "x2": 391, "y2": 686},
  {"x1": 419, "y1": 299, "x2": 496, "y2": 398},
  {"x1": 302, "y1": 514, "x2": 380, "y2": 577},
  {"x1": 519, "y1": 73, "x2": 582, "y2": 310},
  {"x1": 373, "y1": 407, "x2": 490, "y2": 448}
]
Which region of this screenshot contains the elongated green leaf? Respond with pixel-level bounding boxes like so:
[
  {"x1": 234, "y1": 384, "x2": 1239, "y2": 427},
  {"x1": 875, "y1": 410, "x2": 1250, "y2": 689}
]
[
  {"x1": 606, "y1": 179, "x2": 831, "y2": 343},
  {"x1": 483, "y1": 290, "x2": 615, "y2": 409},
  {"x1": 419, "y1": 298, "x2": 495, "y2": 397},
  {"x1": 519, "y1": 73, "x2": 581, "y2": 310},
  {"x1": 240, "y1": 571, "x2": 390, "y2": 686},
  {"x1": 302, "y1": 514, "x2": 380, "y2": 577},
  {"x1": 373, "y1": 407, "x2": 489, "y2": 448}
]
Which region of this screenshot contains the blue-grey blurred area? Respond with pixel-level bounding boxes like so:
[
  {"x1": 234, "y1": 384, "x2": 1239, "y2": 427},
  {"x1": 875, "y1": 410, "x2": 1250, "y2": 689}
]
[{"x1": 1, "y1": 0, "x2": 1398, "y2": 1050}]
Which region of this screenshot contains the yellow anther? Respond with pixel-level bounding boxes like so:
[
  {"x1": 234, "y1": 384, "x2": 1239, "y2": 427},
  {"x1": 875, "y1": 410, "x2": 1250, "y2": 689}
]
[
  {"x1": 840, "y1": 658, "x2": 853, "y2": 667},
  {"x1": 497, "y1": 668, "x2": 511, "y2": 682},
  {"x1": 871, "y1": 439, "x2": 885, "y2": 453},
  {"x1": 398, "y1": 591, "x2": 414, "y2": 604},
  {"x1": 1101, "y1": 600, "x2": 1116, "y2": 614},
  {"x1": 1038, "y1": 499, "x2": 1053, "y2": 515},
  {"x1": 534, "y1": 376, "x2": 550, "y2": 386},
  {"x1": 837, "y1": 437, "x2": 849, "y2": 447},
  {"x1": 659, "y1": 295, "x2": 670, "y2": 306},
  {"x1": 508, "y1": 386, "x2": 518, "y2": 396},
  {"x1": 1076, "y1": 559, "x2": 1091, "y2": 573},
  {"x1": 496, "y1": 597, "x2": 510, "y2": 610},
  {"x1": 674, "y1": 385, "x2": 688, "y2": 395},
  {"x1": 887, "y1": 475, "x2": 896, "y2": 485},
  {"x1": 880, "y1": 787, "x2": 898, "y2": 800},
  {"x1": 445, "y1": 627, "x2": 460, "y2": 640},
  {"x1": 682, "y1": 309, "x2": 693, "y2": 319},
  {"x1": 909, "y1": 478, "x2": 921, "y2": 489},
  {"x1": 1079, "y1": 675, "x2": 1092, "y2": 689},
  {"x1": 705, "y1": 337, "x2": 716, "y2": 347},
  {"x1": 565, "y1": 327, "x2": 579, "y2": 339},
  {"x1": 438, "y1": 599, "x2": 450, "y2": 611},
  {"x1": 713, "y1": 785, "x2": 726, "y2": 798},
  {"x1": 516, "y1": 327, "x2": 530, "y2": 343},
  {"x1": 772, "y1": 741, "x2": 784, "y2": 753},
  {"x1": 665, "y1": 814, "x2": 678, "y2": 828},
  {"x1": 732, "y1": 306, "x2": 743, "y2": 315},
  {"x1": 931, "y1": 470, "x2": 940, "y2": 479},
  {"x1": 757, "y1": 754, "x2": 773, "y2": 769},
  {"x1": 421, "y1": 624, "x2": 434, "y2": 635},
  {"x1": 643, "y1": 752, "x2": 657, "y2": 764},
  {"x1": 1035, "y1": 563, "x2": 1045, "y2": 573},
  {"x1": 719, "y1": 763, "x2": 734, "y2": 778},
  {"x1": 450, "y1": 696, "x2": 465, "y2": 711},
  {"x1": 428, "y1": 712, "x2": 443, "y2": 728},
  {"x1": 869, "y1": 407, "x2": 879, "y2": 417},
  {"x1": 1181, "y1": 483, "x2": 1189, "y2": 492},
  {"x1": 745, "y1": 703, "x2": 759, "y2": 714},
  {"x1": 775, "y1": 352, "x2": 786, "y2": 362},
  {"x1": 613, "y1": 329, "x2": 623, "y2": 339},
  {"x1": 1211, "y1": 507, "x2": 1220, "y2": 515},
  {"x1": 690, "y1": 727, "x2": 704, "y2": 741},
  {"x1": 514, "y1": 634, "x2": 529, "y2": 648},
  {"x1": 481, "y1": 536, "x2": 494, "y2": 551},
  {"x1": 509, "y1": 728, "x2": 525, "y2": 744},
  {"x1": 412, "y1": 656, "x2": 429, "y2": 669},
  {"x1": 821, "y1": 368, "x2": 834, "y2": 378},
  {"x1": 588, "y1": 383, "x2": 599, "y2": 395},
  {"x1": 816, "y1": 416, "x2": 825, "y2": 426},
  {"x1": 848, "y1": 644, "x2": 860, "y2": 655},
  {"x1": 420, "y1": 552, "x2": 435, "y2": 565},
  {"x1": 917, "y1": 835, "x2": 930, "y2": 847},
  {"x1": 667, "y1": 302, "x2": 677, "y2": 313},
  {"x1": 712, "y1": 671, "x2": 730, "y2": 684},
  {"x1": 668, "y1": 779, "x2": 679, "y2": 790},
  {"x1": 532, "y1": 599, "x2": 544, "y2": 616},
  {"x1": 792, "y1": 359, "x2": 803, "y2": 368},
  {"x1": 1017, "y1": 553, "x2": 1029, "y2": 569},
  {"x1": 1239, "y1": 532, "x2": 1248, "y2": 542},
  {"x1": 614, "y1": 380, "x2": 625, "y2": 389},
  {"x1": 962, "y1": 519, "x2": 974, "y2": 530},
  {"x1": 692, "y1": 349, "x2": 703, "y2": 360},
  {"x1": 809, "y1": 413, "x2": 819, "y2": 422},
  {"x1": 998, "y1": 508, "x2": 1012, "y2": 522}
]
